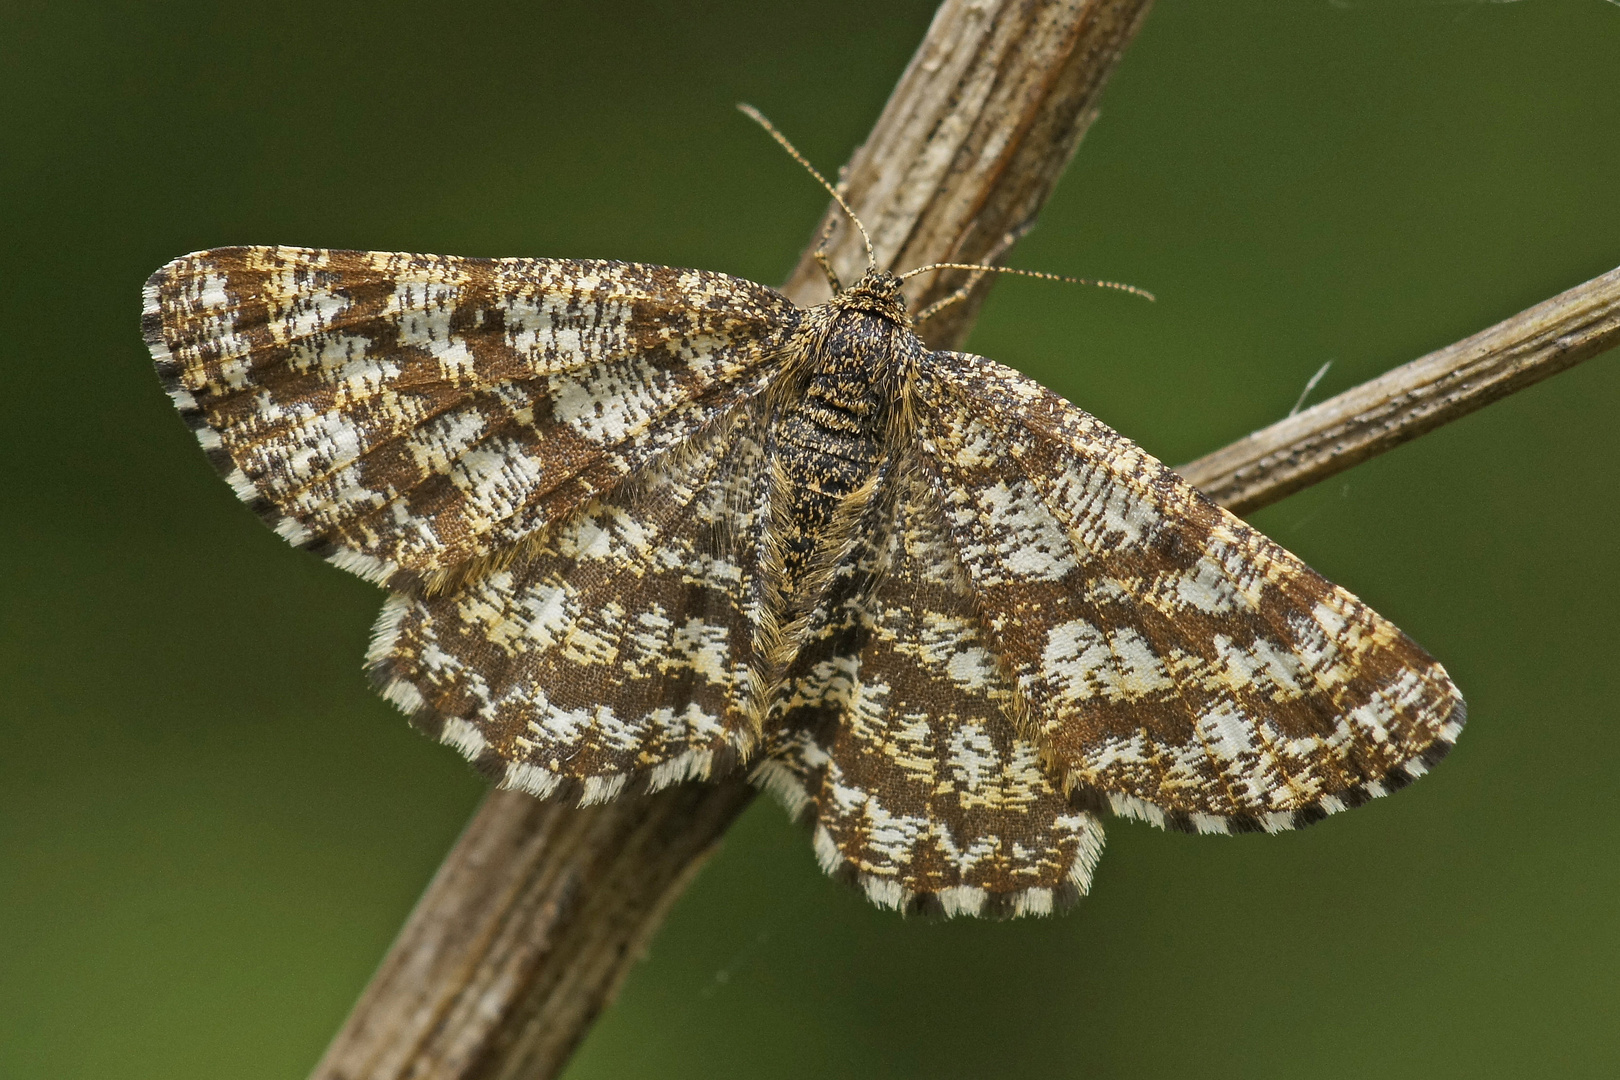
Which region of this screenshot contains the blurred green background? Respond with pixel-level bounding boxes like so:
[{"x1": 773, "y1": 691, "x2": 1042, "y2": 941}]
[{"x1": 3, "y1": 1, "x2": 1618, "y2": 1077}]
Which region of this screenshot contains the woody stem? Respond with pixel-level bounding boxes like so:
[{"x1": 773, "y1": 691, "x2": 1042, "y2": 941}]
[{"x1": 305, "y1": 3, "x2": 1619, "y2": 1078}]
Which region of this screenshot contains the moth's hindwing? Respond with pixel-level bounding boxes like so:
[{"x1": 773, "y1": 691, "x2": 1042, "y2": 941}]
[
  {"x1": 756, "y1": 461, "x2": 1106, "y2": 918},
  {"x1": 913, "y1": 351, "x2": 1465, "y2": 834},
  {"x1": 368, "y1": 399, "x2": 775, "y2": 803},
  {"x1": 143, "y1": 246, "x2": 798, "y2": 588}
]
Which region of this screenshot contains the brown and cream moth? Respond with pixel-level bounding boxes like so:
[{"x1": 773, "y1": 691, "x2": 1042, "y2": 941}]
[{"x1": 143, "y1": 242, "x2": 1462, "y2": 919}]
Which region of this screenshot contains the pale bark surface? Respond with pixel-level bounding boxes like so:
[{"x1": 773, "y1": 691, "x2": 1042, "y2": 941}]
[
  {"x1": 309, "y1": 3, "x2": 1616, "y2": 1078},
  {"x1": 781, "y1": 0, "x2": 1156, "y2": 350},
  {"x1": 309, "y1": 782, "x2": 757, "y2": 1080}
]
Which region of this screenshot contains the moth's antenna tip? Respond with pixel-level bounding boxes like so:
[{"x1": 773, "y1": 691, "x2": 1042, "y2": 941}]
[
  {"x1": 736, "y1": 103, "x2": 876, "y2": 274},
  {"x1": 901, "y1": 262, "x2": 1156, "y2": 322}
]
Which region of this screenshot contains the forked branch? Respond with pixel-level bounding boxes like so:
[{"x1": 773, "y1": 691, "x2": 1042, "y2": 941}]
[{"x1": 308, "y1": 3, "x2": 1616, "y2": 1079}]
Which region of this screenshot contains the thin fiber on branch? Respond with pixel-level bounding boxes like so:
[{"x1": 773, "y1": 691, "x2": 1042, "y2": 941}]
[{"x1": 1180, "y1": 264, "x2": 1620, "y2": 514}]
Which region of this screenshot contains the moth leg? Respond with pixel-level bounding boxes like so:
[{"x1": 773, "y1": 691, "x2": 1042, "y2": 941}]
[
  {"x1": 914, "y1": 220, "x2": 1037, "y2": 325},
  {"x1": 915, "y1": 269, "x2": 989, "y2": 325},
  {"x1": 812, "y1": 214, "x2": 844, "y2": 294}
]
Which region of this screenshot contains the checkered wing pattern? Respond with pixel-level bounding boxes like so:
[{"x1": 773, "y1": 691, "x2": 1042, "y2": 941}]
[
  {"x1": 757, "y1": 464, "x2": 1105, "y2": 917},
  {"x1": 369, "y1": 401, "x2": 774, "y2": 802},
  {"x1": 143, "y1": 246, "x2": 796, "y2": 589},
  {"x1": 912, "y1": 351, "x2": 1465, "y2": 834}
]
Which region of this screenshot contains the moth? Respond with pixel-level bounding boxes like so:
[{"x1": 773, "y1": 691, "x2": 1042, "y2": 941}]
[{"x1": 142, "y1": 117, "x2": 1463, "y2": 919}]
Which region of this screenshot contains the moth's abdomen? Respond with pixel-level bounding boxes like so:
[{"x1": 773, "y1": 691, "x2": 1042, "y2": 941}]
[{"x1": 776, "y1": 376, "x2": 888, "y2": 491}]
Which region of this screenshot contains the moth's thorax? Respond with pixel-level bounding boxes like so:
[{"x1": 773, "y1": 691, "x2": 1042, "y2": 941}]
[
  {"x1": 827, "y1": 269, "x2": 913, "y2": 326},
  {"x1": 778, "y1": 303, "x2": 914, "y2": 486},
  {"x1": 765, "y1": 275, "x2": 920, "y2": 605},
  {"x1": 791, "y1": 269, "x2": 921, "y2": 391}
]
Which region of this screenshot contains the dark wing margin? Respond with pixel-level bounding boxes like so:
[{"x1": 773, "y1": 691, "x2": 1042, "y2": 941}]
[
  {"x1": 911, "y1": 351, "x2": 1465, "y2": 835},
  {"x1": 754, "y1": 461, "x2": 1105, "y2": 918},
  {"x1": 369, "y1": 398, "x2": 774, "y2": 804},
  {"x1": 143, "y1": 246, "x2": 797, "y2": 588}
]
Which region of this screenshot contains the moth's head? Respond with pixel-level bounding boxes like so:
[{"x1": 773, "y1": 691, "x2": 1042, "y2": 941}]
[{"x1": 837, "y1": 269, "x2": 912, "y2": 325}]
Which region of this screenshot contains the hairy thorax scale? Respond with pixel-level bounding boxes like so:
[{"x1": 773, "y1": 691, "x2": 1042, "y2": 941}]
[{"x1": 762, "y1": 273, "x2": 919, "y2": 616}]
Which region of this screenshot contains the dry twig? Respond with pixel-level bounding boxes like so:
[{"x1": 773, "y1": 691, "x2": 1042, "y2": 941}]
[{"x1": 1180, "y1": 264, "x2": 1620, "y2": 514}]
